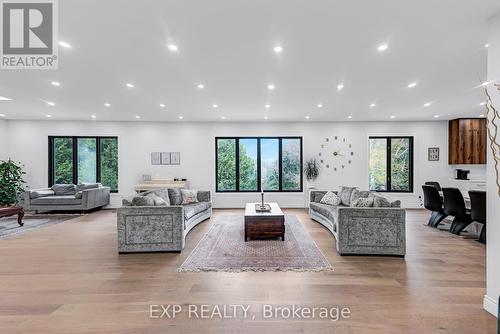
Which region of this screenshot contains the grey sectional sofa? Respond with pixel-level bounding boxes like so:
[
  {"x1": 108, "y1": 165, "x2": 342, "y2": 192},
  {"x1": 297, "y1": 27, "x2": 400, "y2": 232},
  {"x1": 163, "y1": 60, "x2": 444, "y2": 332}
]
[
  {"x1": 117, "y1": 189, "x2": 212, "y2": 253},
  {"x1": 24, "y1": 183, "x2": 110, "y2": 213},
  {"x1": 309, "y1": 190, "x2": 406, "y2": 256}
]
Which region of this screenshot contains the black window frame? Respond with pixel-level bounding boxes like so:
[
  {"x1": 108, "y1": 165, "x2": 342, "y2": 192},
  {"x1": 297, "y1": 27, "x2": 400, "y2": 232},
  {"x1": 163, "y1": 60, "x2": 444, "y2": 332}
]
[
  {"x1": 368, "y1": 136, "x2": 414, "y2": 193},
  {"x1": 48, "y1": 136, "x2": 119, "y2": 193},
  {"x1": 215, "y1": 136, "x2": 303, "y2": 193}
]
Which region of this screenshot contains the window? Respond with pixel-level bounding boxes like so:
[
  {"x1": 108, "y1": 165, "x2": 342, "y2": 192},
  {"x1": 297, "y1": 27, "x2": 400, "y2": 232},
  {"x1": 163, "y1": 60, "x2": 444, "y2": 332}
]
[
  {"x1": 216, "y1": 137, "x2": 303, "y2": 192},
  {"x1": 49, "y1": 136, "x2": 118, "y2": 192},
  {"x1": 369, "y1": 136, "x2": 413, "y2": 192}
]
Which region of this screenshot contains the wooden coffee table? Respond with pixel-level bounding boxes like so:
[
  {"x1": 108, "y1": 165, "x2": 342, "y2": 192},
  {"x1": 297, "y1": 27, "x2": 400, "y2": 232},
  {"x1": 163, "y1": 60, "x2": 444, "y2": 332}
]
[
  {"x1": 0, "y1": 206, "x2": 24, "y2": 226},
  {"x1": 244, "y1": 202, "x2": 285, "y2": 241}
]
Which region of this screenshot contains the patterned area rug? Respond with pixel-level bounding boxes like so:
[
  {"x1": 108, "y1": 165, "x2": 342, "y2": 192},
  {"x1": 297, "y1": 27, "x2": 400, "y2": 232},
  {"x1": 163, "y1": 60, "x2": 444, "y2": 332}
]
[
  {"x1": 179, "y1": 215, "x2": 333, "y2": 272},
  {"x1": 0, "y1": 214, "x2": 81, "y2": 239}
]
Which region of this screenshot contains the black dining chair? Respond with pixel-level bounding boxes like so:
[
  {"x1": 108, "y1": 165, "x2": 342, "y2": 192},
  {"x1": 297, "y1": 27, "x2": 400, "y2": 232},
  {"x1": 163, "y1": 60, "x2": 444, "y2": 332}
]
[
  {"x1": 442, "y1": 187, "x2": 472, "y2": 235},
  {"x1": 468, "y1": 190, "x2": 486, "y2": 244},
  {"x1": 425, "y1": 181, "x2": 442, "y2": 191},
  {"x1": 422, "y1": 185, "x2": 447, "y2": 227}
]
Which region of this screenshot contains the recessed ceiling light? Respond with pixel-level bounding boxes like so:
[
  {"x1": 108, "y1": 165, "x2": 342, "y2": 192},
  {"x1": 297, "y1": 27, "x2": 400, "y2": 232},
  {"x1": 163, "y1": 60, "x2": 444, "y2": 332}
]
[
  {"x1": 51, "y1": 81, "x2": 60, "y2": 86},
  {"x1": 159, "y1": 103, "x2": 165, "y2": 108},
  {"x1": 267, "y1": 84, "x2": 275, "y2": 90},
  {"x1": 337, "y1": 84, "x2": 344, "y2": 91},
  {"x1": 370, "y1": 103, "x2": 376, "y2": 108},
  {"x1": 46, "y1": 101, "x2": 55, "y2": 106},
  {"x1": 479, "y1": 114, "x2": 485, "y2": 117},
  {"x1": 273, "y1": 45, "x2": 283, "y2": 53},
  {"x1": 481, "y1": 82, "x2": 489, "y2": 87},
  {"x1": 104, "y1": 103, "x2": 111, "y2": 107},
  {"x1": 317, "y1": 103, "x2": 323, "y2": 108},
  {"x1": 377, "y1": 44, "x2": 388, "y2": 51},
  {"x1": 264, "y1": 116, "x2": 268, "y2": 120},
  {"x1": 265, "y1": 104, "x2": 271, "y2": 109},
  {"x1": 480, "y1": 102, "x2": 486, "y2": 106},
  {"x1": 135, "y1": 115, "x2": 141, "y2": 119},
  {"x1": 197, "y1": 83, "x2": 205, "y2": 89},
  {"x1": 212, "y1": 104, "x2": 218, "y2": 108},
  {"x1": 0, "y1": 114, "x2": 5, "y2": 117},
  {"x1": 305, "y1": 116, "x2": 310, "y2": 120},
  {"x1": 390, "y1": 115, "x2": 396, "y2": 119},
  {"x1": 91, "y1": 114, "x2": 97, "y2": 119},
  {"x1": 178, "y1": 116, "x2": 183, "y2": 120},
  {"x1": 433, "y1": 115, "x2": 440, "y2": 118},
  {"x1": 126, "y1": 83, "x2": 134, "y2": 88},
  {"x1": 407, "y1": 82, "x2": 417, "y2": 88},
  {"x1": 58, "y1": 41, "x2": 71, "y2": 48},
  {"x1": 168, "y1": 44, "x2": 178, "y2": 52},
  {"x1": 347, "y1": 115, "x2": 352, "y2": 119},
  {"x1": 221, "y1": 116, "x2": 226, "y2": 120},
  {"x1": 45, "y1": 114, "x2": 52, "y2": 118},
  {"x1": 0, "y1": 96, "x2": 12, "y2": 101},
  {"x1": 485, "y1": 43, "x2": 490, "y2": 48},
  {"x1": 424, "y1": 102, "x2": 432, "y2": 107}
]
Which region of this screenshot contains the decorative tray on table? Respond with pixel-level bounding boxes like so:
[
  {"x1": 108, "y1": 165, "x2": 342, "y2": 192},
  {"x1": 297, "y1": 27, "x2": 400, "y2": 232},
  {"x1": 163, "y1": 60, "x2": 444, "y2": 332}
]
[{"x1": 255, "y1": 204, "x2": 272, "y2": 212}]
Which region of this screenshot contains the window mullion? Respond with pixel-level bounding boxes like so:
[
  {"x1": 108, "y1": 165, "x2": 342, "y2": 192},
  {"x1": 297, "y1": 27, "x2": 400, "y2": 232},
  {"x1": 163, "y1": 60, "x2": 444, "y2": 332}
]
[
  {"x1": 235, "y1": 138, "x2": 240, "y2": 191},
  {"x1": 387, "y1": 138, "x2": 392, "y2": 192}
]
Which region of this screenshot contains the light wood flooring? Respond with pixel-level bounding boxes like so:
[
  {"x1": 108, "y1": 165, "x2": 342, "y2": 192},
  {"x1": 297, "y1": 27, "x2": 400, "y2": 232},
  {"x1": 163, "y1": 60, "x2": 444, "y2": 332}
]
[{"x1": 0, "y1": 208, "x2": 496, "y2": 334}]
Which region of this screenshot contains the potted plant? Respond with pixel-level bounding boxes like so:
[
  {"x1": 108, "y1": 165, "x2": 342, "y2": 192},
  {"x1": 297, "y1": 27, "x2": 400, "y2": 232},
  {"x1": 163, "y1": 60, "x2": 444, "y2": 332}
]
[{"x1": 0, "y1": 159, "x2": 26, "y2": 207}]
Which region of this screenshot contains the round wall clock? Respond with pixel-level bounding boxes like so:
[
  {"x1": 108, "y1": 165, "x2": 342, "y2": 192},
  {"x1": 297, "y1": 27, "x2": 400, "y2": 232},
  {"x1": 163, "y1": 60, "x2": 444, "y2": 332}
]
[{"x1": 318, "y1": 136, "x2": 354, "y2": 171}]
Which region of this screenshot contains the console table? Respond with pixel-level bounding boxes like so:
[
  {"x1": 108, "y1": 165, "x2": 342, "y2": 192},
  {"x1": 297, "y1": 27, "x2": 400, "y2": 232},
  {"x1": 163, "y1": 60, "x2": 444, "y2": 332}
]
[
  {"x1": 0, "y1": 206, "x2": 24, "y2": 226},
  {"x1": 134, "y1": 179, "x2": 188, "y2": 193}
]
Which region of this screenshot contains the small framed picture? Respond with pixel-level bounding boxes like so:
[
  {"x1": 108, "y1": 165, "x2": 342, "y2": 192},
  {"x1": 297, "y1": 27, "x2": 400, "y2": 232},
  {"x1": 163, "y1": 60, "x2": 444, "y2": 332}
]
[
  {"x1": 161, "y1": 152, "x2": 171, "y2": 165},
  {"x1": 151, "y1": 152, "x2": 161, "y2": 165},
  {"x1": 170, "y1": 152, "x2": 181, "y2": 165},
  {"x1": 428, "y1": 147, "x2": 440, "y2": 161}
]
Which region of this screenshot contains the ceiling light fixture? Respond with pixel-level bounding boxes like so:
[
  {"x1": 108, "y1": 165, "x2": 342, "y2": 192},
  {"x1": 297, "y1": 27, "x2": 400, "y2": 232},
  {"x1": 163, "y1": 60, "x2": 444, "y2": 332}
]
[
  {"x1": 91, "y1": 114, "x2": 97, "y2": 119},
  {"x1": 135, "y1": 115, "x2": 141, "y2": 119},
  {"x1": 0, "y1": 114, "x2": 5, "y2": 117},
  {"x1": 479, "y1": 114, "x2": 485, "y2": 117},
  {"x1": 265, "y1": 104, "x2": 271, "y2": 109},
  {"x1": 267, "y1": 84, "x2": 275, "y2": 90},
  {"x1": 178, "y1": 116, "x2": 183, "y2": 120},
  {"x1": 58, "y1": 41, "x2": 71, "y2": 48},
  {"x1": 407, "y1": 82, "x2": 417, "y2": 88},
  {"x1": 264, "y1": 116, "x2": 268, "y2": 120},
  {"x1": 485, "y1": 43, "x2": 490, "y2": 48},
  {"x1": 424, "y1": 102, "x2": 432, "y2": 107},
  {"x1": 46, "y1": 101, "x2": 55, "y2": 106},
  {"x1": 221, "y1": 116, "x2": 226, "y2": 120},
  {"x1": 370, "y1": 103, "x2": 376, "y2": 108},
  {"x1": 390, "y1": 115, "x2": 396, "y2": 119},
  {"x1": 305, "y1": 116, "x2": 310, "y2": 120},
  {"x1": 480, "y1": 102, "x2": 486, "y2": 106},
  {"x1": 433, "y1": 115, "x2": 440, "y2": 118},
  {"x1": 347, "y1": 115, "x2": 352, "y2": 119},
  {"x1": 273, "y1": 45, "x2": 283, "y2": 53},
  {"x1": 159, "y1": 103, "x2": 166, "y2": 108},
  {"x1": 104, "y1": 103, "x2": 111, "y2": 107},
  {"x1": 168, "y1": 44, "x2": 178, "y2": 52},
  {"x1": 51, "y1": 81, "x2": 60, "y2": 86},
  {"x1": 377, "y1": 44, "x2": 388, "y2": 51},
  {"x1": 45, "y1": 114, "x2": 52, "y2": 118},
  {"x1": 481, "y1": 82, "x2": 489, "y2": 87},
  {"x1": 197, "y1": 83, "x2": 205, "y2": 89},
  {"x1": 317, "y1": 103, "x2": 323, "y2": 108},
  {"x1": 212, "y1": 104, "x2": 218, "y2": 108},
  {"x1": 337, "y1": 84, "x2": 344, "y2": 91},
  {"x1": 126, "y1": 83, "x2": 134, "y2": 88},
  {"x1": 0, "y1": 96, "x2": 12, "y2": 101}
]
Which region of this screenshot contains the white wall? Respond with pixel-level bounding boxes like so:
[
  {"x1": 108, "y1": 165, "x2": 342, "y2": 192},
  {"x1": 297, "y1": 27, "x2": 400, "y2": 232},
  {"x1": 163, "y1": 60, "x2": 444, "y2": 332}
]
[
  {"x1": 0, "y1": 120, "x2": 7, "y2": 160},
  {"x1": 484, "y1": 11, "x2": 500, "y2": 318},
  {"x1": 4, "y1": 119, "x2": 457, "y2": 208}
]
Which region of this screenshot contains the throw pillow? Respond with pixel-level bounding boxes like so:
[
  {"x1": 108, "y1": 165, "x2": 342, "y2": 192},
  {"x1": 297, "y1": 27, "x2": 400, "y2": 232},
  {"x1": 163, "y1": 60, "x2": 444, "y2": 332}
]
[
  {"x1": 75, "y1": 191, "x2": 83, "y2": 199},
  {"x1": 338, "y1": 186, "x2": 357, "y2": 206},
  {"x1": 76, "y1": 183, "x2": 100, "y2": 192},
  {"x1": 51, "y1": 184, "x2": 77, "y2": 196},
  {"x1": 30, "y1": 189, "x2": 55, "y2": 199},
  {"x1": 131, "y1": 196, "x2": 155, "y2": 206},
  {"x1": 314, "y1": 192, "x2": 327, "y2": 203},
  {"x1": 320, "y1": 191, "x2": 341, "y2": 206},
  {"x1": 168, "y1": 188, "x2": 183, "y2": 205},
  {"x1": 391, "y1": 200, "x2": 402, "y2": 208},
  {"x1": 145, "y1": 193, "x2": 168, "y2": 206},
  {"x1": 349, "y1": 189, "x2": 370, "y2": 207},
  {"x1": 142, "y1": 189, "x2": 171, "y2": 205},
  {"x1": 352, "y1": 197, "x2": 374, "y2": 207},
  {"x1": 372, "y1": 194, "x2": 391, "y2": 207},
  {"x1": 181, "y1": 189, "x2": 199, "y2": 204}
]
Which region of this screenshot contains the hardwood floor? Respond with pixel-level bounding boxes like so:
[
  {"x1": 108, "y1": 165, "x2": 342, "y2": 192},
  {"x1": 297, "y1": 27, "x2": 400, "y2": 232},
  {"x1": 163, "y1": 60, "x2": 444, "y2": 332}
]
[{"x1": 0, "y1": 209, "x2": 495, "y2": 333}]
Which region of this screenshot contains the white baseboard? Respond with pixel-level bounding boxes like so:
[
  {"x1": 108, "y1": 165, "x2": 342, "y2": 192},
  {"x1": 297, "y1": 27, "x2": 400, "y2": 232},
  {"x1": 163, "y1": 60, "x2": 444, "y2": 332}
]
[{"x1": 483, "y1": 294, "x2": 498, "y2": 318}]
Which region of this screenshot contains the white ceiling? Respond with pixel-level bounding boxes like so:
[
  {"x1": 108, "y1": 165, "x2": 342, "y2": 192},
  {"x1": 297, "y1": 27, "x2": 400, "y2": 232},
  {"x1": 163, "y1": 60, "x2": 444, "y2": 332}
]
[{"x1": 1, "y1": 0, "x2": 500, "y2": 122}]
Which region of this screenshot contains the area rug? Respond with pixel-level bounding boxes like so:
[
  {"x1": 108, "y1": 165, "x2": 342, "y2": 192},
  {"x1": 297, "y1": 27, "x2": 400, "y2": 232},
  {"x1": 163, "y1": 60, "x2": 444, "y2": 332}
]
[
  {"x1": 179, "y1": 215, "x2": 333, "y2": 272},
  {"x1": 0, "y1": 214, "x2": 81, "y2": 239}
]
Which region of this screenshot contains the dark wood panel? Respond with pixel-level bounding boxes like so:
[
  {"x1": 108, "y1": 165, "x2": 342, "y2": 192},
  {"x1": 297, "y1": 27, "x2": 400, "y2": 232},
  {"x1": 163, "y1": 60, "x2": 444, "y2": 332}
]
[{"x1": 448, "y1": 118, "x2": 486, "y2": 164}]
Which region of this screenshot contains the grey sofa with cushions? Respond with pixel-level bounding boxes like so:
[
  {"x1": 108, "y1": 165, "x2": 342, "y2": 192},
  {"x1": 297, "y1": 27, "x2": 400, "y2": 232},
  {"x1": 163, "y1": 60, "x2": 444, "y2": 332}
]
[
  {"x1": 309, "y1": 190, "x2": 406, "y2": 256},
  {"x1": 117, "y1": 189, "x2": 212, "y2": 253},
  {"x1": 24, "y1": 183, "x2": 110, "y2": 212}
]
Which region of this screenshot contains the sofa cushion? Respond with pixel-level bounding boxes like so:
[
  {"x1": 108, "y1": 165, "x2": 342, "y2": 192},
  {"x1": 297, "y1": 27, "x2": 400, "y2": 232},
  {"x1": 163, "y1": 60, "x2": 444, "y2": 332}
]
[
  {"x1": 313, "y1": 191, "x2": 328, "y2": 203},
  {"x1": 350, "y1": 189, "x2": 371, "y2": 207},
  {"x1": 51, "y1": 184, "x2": 77, "y2": 196},
  {"x1": 31, "y1": 195, "x2": 82, "y2": 206},
  {"x1": 310, "y1": 202, "x2": 339, "y2": 225},
  {"x1": 339, "y1": 186, "x2": 357, "y2": 206},
  {"x1": 372, "y1": 194, "x2": 391, "y2": 207},
  {"x1": 144, "y1": 193, "x2": 168, "y2": 206},
  {"x1": 181, "y1": 189, "x2": 198, "y2": 204},
  {"x1": 131, "y1": 196, "x2": 155, "y2": 206},
  {"x1": 76, "y1": 183, "x2": 100, "y2": 192},
  {"x1": 75, "y1": 191, "x2": 83, "y2": 199},
  {"x1": 352, "y1": 197, "x2": 374, "y2": 207},
  {"x1": 30, "y1": 189, "x2": 55, "y2": 199},
  {"x1": 183, "y1": 202, "x2": 211, "y2": 220},
  {"x1": 142, "y1": 189, "x2": 171, "y2": 205},
  {"x1": 391, "y1": 200, "x2": 402, "y2": 208},
  {"x1": 320, "y1": 191, "x2": 341, "y2": 206},
  {"x1": 168, "y1": 188, "x2": 183, "y2": 205}
]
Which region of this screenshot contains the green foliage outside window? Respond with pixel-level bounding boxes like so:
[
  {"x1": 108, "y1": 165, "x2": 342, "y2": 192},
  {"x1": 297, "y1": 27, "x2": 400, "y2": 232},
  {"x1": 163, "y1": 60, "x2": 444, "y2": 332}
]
[{"x1": 53, "y1": 138, "x2": 73, "y2": 184}]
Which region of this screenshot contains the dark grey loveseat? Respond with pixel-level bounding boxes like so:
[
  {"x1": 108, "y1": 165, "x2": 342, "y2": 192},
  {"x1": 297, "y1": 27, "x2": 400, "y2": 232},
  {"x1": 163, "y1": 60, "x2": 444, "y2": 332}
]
[
  {"x1": 309, "y1": 190, "x2": 406, "y2": 256},
  {"x1": 117, "y1": 188, "x2": 212, "y2": 253}
]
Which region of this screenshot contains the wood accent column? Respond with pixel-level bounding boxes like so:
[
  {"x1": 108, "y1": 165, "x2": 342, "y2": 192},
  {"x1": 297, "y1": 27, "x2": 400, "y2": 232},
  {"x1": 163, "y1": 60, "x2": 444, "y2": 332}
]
[{"x1": 448, "y1": 118, "x2": 487, "y2": 164}]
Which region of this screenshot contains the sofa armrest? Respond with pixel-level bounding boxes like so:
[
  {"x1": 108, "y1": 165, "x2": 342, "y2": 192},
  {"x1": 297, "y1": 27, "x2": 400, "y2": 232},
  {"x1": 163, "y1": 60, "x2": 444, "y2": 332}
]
[
  {"x1": 81, "y1": 187, "x2": 110, "y2": 209},
  {"x1": 197, "y1": 190, "x2": 211, "y2": 202}
]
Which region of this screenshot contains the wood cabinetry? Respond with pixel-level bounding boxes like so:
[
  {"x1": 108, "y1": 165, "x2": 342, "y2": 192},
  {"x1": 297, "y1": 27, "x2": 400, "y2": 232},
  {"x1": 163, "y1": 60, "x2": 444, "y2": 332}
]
[{"x1": 448, "y1": 118, "x2": 487, "y2": 164}]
